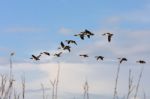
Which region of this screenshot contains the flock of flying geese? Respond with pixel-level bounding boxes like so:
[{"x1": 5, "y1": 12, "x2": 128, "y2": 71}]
[{"x1": 30, "y1": 29, "x2": 146, "y2": 64}]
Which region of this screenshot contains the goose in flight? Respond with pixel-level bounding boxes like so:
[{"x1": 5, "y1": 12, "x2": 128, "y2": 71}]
[
  {"x1": 41, "y1": 52, "x2": 50, "y2": 56},
  {"x1": 74, "y1": 33, "x2": 85, "y2": 40},
  {"x1": 65, "y1": 40, "x2": 77, "y2": 45},
  {"x1": 30, "y1": 54, "x2": 41, "y2": 61},
  {"x1": 79, "y1": 54, "x2": 89, "y2": 58},
  {"x1": 95, "y1": 56, "x2": 104, "y2": 61},
  {"x1": 60, "y1": 41, "x2": 71, "y2": 52},
  {"x1": 102, "y1": 33, "x2": 113, "y2": 42},
  {"x1": 64, "y1": 46, "x2": 71, "y2": 52},
  {"x1": 118, "y1": 57, "x2": 127, "y2": 64},
  {"x1": 136, "y1": 60, "x2": 146, "y2": 64},
  {"x1": 54, "y1": 52, "x2": 62, "y2": 57},
  {"x1": 10, "y1": 52, "x2": 15, "y2": 56},
  {"x1": 82, "y1": 29, "x2": 94, "y2": 38}
]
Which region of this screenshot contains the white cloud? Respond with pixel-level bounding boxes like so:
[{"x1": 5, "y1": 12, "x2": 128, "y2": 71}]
[
  {"x1": 59, "y1": 27, "x2": 73, "y2": 35},
  {"x1": 0, "y1": 55, "x2": 150, "y2": 99},
  {"x1": 0, "y1": 57, "x2": 8, "y2": 65},
  {"x1": 102, "y1": 16, "x2": 122, "y2": 26},
  {"x1": 100, "y1": 3, "x2": 150, "y2": 29},
  {"x1": 129, "y1": 30, "x2": 150, "y2": 39}
]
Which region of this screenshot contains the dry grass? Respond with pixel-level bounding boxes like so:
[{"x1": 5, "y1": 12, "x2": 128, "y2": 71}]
[
  {"x1": 21, "y1": 75, "x2": 25, "y2": 99},
  {"x1": 83, "y1": 80, "x2": 89, "y2": 99},
  {"x1": 49, "y1": 62, "x2": 60, "y2": 99},
  {"x1": 126, "y1": 69, "x2": 134, "y2": 99},
  {"x1": 0, "y1": 54, "x2": 147, "y2": 99},
  {"x1": 41, "y1": 83, "x2": 46, "y2": 99},
  {"x1": 134, "y1": 65, "x2": 144, "y2": 99},
  {"x1": 113, "y1": 63, "x2": 121, "y2": 99}
]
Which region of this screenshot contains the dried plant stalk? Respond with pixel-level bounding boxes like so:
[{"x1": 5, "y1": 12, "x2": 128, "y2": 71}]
[
  {"x1": 113, "y1": 63, "x2": 121, "y2": 99},
  {"x1": 21, "y1": 76, "x2": 25, "y2": 99},
  {"x1": 134, "y1": 66, "x2": 144, "y2": 99},
  {"x1": 126, "y1": 69, "x2": 134, "y2": 99},
  {"x1": 83, "y1": 80, "x2": 89, "y2": 99},
  {"x1": 41, "y1": 83, "x2": 45, "y2": 99}
]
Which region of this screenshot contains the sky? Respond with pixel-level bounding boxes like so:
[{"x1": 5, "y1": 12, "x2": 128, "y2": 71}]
[{"x1": 0, "y1": 0, "x2": 150, "y2": 99}]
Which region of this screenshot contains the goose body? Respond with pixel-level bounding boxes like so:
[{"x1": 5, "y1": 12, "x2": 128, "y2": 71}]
[
  {"x1": 30, "y1": 54, "x2": 41, "y2": 61},
  {"x1": 42, "y1": 52, "x2": 50, "y2": 56},
  {"x1": 79, "y1": 54, "x2": 89, "y2": 58},
  {"x1": 81, "y1": 29, "x2": 94, "y2": 38},
  {"x1": 74, "y1": 33, "x2": 85, "y2": 40},
  {"x1": 60, "y1": 41, "x2": 71, "y2": 52},
  {"x1": 54, "y1": 52, "x2": 62, "y2": 57},
  {"x1": 95, "y1": 56, "x2": 104, "y2": 61},
  {"x1": 118, "y1": 57, "x2": 127, "y2": 64},
  {"x1": 102, "y1": 33, "x2": 113, "y2": 42},
  {"x1": 136, "y1": 60, "x2": 146, "y2": 64},
  {"x1": 65, "y1": 40, "x2": 77, "y2": 45}
]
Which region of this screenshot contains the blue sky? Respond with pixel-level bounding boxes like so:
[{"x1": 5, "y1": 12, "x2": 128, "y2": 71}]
[
  {"x1": 0, "y1": 0, "x2": 150, "y2": 99},
  {"x1": 0, "y1": 0, "x2": 149, "y2": 57}
]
